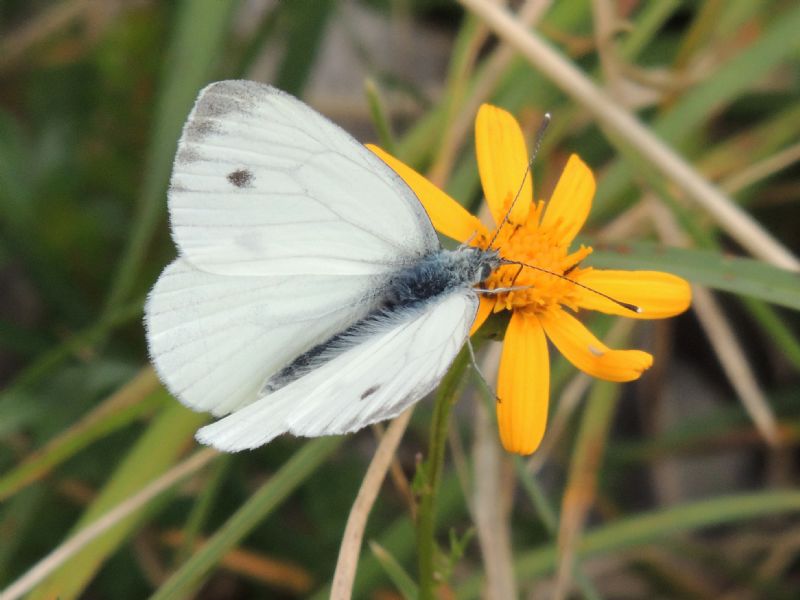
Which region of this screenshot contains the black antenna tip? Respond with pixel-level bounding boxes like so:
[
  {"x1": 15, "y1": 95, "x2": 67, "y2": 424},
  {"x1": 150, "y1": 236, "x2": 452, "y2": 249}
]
[{"x1": 621, "y1": 302, "x2": 642, "y2": 314}]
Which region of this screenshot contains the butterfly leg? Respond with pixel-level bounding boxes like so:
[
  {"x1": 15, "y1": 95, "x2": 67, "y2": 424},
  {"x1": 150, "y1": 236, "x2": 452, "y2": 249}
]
[
  {"x1": 475, "y1": 285, "x2": 532, "y2": 294},
  {"x1": 466, "y1": 337, "x2": 500, "y2": 403}
]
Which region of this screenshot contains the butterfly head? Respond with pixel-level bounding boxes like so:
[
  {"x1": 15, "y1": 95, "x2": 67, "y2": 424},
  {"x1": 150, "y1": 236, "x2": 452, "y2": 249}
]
[{"x1": 454, "y1": 245, "x2": 502, "y2": 287}]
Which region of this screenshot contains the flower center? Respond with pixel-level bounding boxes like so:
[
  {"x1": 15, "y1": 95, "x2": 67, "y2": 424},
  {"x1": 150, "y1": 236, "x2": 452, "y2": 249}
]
[{"x1": 478, "y1": 204, "x2": 592, "y2": 316}]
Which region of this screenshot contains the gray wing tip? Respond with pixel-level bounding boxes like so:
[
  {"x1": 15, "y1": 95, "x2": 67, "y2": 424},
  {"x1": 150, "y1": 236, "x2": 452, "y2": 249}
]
[
  {"x1": 181, "y1": 80, "x2": 291, "y2": 145},
  {"x1": 200, "y1": 79, "x2": 275, "y2": 96},
  {"x1": 191, "y1": 80, "x2": 283, "y2": 121},
  {"x1": 174, "y1": 80, "x2": 279, "y2": 165},
  {"x1": 198, "y1": 80, "x2": 288, "y2": 105}
]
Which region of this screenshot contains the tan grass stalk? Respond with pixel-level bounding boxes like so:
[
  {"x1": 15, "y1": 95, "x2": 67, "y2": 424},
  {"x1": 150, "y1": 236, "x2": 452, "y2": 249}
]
[
  {"x1": 330, "y1": 408, "x2": 413, "y2": 599},
  {"x1": 472, "y1": 343, "x2": 517, "y2": 600},
  {"x1": 722, "y1": 141, "x2": 800, "y2": 195},
  {"x1": 0, "y1": 448, "x2": 218, "y2": 600},
  {"x1": 648, "y1": 199, "x2": 780, "y2": 445},
  {"x1": 430, "y1": 0, "x2": 553, "y2": 184}
]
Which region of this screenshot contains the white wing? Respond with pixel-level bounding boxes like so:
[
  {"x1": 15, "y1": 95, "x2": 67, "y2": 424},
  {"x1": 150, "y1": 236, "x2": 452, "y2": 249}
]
[
  {"x1": 195, "y1": 291, "x2": 478, "y2": 452},
  {"x1": 169, "y1": 80, "x2": 438, "y2": 276},
  {"x1": 147, "y1": 81, "x2": 442, "y2": 418},
  {"x1": 145, "y1": 259, "x2": 381, "y2": 416}
]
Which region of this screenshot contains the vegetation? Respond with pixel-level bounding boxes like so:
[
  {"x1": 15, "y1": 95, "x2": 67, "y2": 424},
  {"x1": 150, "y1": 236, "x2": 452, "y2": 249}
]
[{"x1": 1, "y1": 1, "x2": 799, "y2": 598}]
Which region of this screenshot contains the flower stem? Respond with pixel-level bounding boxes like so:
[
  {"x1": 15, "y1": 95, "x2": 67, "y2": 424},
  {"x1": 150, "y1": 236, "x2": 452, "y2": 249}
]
[{"x1": 417, "y1": 348, "x2": 470, "y2": 599}]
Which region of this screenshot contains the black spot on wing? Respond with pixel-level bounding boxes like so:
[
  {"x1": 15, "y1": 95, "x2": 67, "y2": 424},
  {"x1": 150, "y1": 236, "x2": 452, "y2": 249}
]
[
  {"x1": 227, "y1": 168, "x2": 254, "y2": 188},
  {"x1": 360, "y1": 384, "x2": 381, "y2": 401}
]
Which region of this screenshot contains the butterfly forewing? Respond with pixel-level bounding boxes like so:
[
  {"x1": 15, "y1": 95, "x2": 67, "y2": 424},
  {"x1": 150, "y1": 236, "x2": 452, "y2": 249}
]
[{"x1": 169, "y1": 80, "x2": 438, "y2": 276}]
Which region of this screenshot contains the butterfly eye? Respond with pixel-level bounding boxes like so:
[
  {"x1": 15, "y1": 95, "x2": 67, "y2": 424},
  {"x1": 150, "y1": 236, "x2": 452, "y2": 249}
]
[{"x1": 479, "y1": 263, "x2": 493, "y2": 282}]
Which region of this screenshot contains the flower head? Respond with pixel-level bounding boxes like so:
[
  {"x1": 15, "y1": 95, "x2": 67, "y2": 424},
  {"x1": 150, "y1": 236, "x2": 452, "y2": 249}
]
[{"x1": 368, "y1": 104, "x2": 691, "y2": 455}]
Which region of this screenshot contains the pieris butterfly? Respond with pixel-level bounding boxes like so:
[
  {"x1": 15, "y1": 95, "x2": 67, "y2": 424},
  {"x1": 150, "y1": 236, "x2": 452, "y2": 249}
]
[{"x1": 145, "y1": 80, "x2": 500, "y2": 451}]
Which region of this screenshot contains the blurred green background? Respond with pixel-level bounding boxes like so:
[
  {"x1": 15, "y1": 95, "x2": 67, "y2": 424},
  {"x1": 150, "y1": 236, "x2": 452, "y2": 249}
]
[{"x1": 1, "y1": 1, "x2": 799, "y2": 598}]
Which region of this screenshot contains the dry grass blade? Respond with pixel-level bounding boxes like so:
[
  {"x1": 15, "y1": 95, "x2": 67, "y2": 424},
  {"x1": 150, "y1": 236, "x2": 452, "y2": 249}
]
[
  {"x1": 592, "y1": 0, "x2": 627, "y2": 101},
  {"x1": 0, "y1": 0, "x2": 89, "y2": 70},
  {"x1": 648, "y1": 199, "x2": 780, "y2": 446},
  {"x1": 722, "y1": 141, "x2": 800, "y2": 195},
  {"x1": 526, "y1": 319, "x2": 635, "y2": 475},
  {"x1": 430, "y1": 0, "x2": 552, "y2": 183},
  {"x1": 596, "y1": 201, "x2": 652, "y2": 242},
  {"x1": 330, "y1": 408, "x2": 414, "y2": 599},
  {"x1": 0, "y1": 448, "x2": 217, "y2": 600},
  {"x1": 552, "y1": 380, "x2": 619, "y2": 600},
  {"x1": 456, "y1": 0, "x2": 800, "y2": 271},
  {"x1": 372, "y1": 423, "x2": 417, "y2": 518},
  {"x1": 160, "y1": 529, "x2": 314, "y2": 594},
  {"x1": 525, "y1": 372, "x2": 592, "y2": 475},
  {"x1": 689, "y1": 285, "x2": 780, "y2": 445},
  {"x1": 472, "y1": 343, "x2": 516, "y2": 600},
  {"x1": 0, "y1": 367, "x2": 161, "y2": 501}
]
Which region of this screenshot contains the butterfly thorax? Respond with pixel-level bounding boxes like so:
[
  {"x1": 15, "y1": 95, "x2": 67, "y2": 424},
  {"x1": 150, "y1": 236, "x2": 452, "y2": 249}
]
[{"x1": 383, "y1": 247, "x2": 500, "y2": 310}]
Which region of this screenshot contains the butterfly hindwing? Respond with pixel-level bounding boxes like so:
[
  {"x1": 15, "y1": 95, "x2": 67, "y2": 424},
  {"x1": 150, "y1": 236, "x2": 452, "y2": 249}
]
[
  {"x1": 195, "y1": 290, "x2": 478, "y2": 451},
  {"x1": 145, "y1": 258, "x2": 382, "y2": 416}
]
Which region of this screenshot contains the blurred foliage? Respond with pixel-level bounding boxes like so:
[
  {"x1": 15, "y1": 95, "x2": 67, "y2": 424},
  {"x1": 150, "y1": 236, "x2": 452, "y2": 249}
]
[{"x1": 1, "y1": 1, "x2": 799, "y2": 598}]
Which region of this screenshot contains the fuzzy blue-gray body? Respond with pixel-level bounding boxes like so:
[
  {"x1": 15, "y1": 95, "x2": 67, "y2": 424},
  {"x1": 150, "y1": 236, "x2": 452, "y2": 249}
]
[
  {"x1": 382, "y1": 246, "x2": 499, "y2": 309},
  {"x1": 262, "y1": 246, "x2": 499, "y2": 394}
]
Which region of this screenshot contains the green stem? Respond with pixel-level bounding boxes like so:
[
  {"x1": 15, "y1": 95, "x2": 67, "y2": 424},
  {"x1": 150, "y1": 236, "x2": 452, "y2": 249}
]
[{"x1": 417, "y1": 348, "x2": 470, "y2": 599}]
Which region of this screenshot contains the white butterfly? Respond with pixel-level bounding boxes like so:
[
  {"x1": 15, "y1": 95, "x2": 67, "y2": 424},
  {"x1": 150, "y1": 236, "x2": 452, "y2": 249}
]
[{"x1": 144, "y1": 80, "x2": 500, "y2": 452}]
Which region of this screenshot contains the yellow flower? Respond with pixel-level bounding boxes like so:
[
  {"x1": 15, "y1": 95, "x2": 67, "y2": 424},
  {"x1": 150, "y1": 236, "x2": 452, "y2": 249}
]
[{"x1": 368, "y1": 104, "x2": 691, "y2": 455}]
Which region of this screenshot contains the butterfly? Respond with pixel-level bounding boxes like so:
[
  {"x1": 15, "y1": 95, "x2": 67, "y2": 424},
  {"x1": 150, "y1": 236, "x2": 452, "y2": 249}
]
[{"x1": 144, "y1": 80, "x2": 501, "y2": 452}]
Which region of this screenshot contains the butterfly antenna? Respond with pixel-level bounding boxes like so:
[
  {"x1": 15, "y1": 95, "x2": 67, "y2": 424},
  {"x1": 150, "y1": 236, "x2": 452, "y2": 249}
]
[
  {"x1": 487, "y1": 112, "x2": 552, "y2": 251},
  {"x1": 500, "y1": 258, "x2": 642, "y2": 314}
]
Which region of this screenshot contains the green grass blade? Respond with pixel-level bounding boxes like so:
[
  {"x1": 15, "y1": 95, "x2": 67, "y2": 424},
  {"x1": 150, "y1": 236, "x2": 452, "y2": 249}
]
[
  {"x1": 595, "y1": 3, "x2": 800, "y2": 211},
  {"x1": 173, "y1": 453, "x2": 232, "y2": 567},
  {"x1": 618, "y1": 0, "x2": 682, "y2": 59},
  {"x1": 149, "y1": 437, "x2": 343, "y2": 600},
  {"x1": 514, "y1": 459, "x2": 604, "y2": 600},
  {"x1": 741, "y1": 298, "x2": 800, "y2": 369},
  {"x1": 0, "y1": 369, "x2": 163, "y2": 501},
  {"x1": 273, "y1": 0, "x2": 334, "y2": 95},
  {"x1": 365, "y1": 78, "x2": 398, "y2": 154},
  {"x1": 104, "y1": 0, "x2": 239, "y2": 314},
  {"x1": 655, "y1": 4, "x2": 800, "y2": 147},
  {"x1": 0, "y1": 298, "x2": 143, "y2": 435},
  {"x1": 0, "y1": 485, "x2": 46, "y2": 582},
  {"x1": 310, "y1": 473, "x2": 467, "y2": 599},
  {"x1": 27, "y1": 403, "x2": 208, "y2": 600},
  {"x1": 458, "y1": 490, "x2": 800, "y2": 597},
  {"x1": 554, "y1": 380, "x2": 619, "y2": 599},
  {"x1": 369, "y1": 541, "x2": 418, "y2": 600}
]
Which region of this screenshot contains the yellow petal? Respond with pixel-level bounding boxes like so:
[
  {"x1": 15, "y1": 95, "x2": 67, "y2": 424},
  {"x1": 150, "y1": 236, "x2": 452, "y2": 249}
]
[
  {"x1": 540, "y1": 154, "x2": 595, "y2": 245},
  {"x1": 575, "y1": 269, "x2": 692, "y2": 319},
  {"x1": 367, "y1": 144, "x2": 487, "y2": 243},
  {"x1": 496, "y1": 312, "x2": 549, "y2": 455},
  {"x1": 470, "y1": 295, "x2": 496, "y2": 336},
  {"x1": 475, "y1": 104, "x2": 532, "y2": 227},
  {"x1": 540, "y1": 308, "x2": 653, "y2": 382}
]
